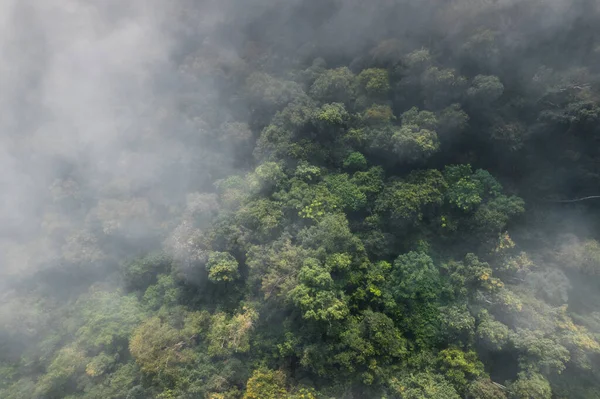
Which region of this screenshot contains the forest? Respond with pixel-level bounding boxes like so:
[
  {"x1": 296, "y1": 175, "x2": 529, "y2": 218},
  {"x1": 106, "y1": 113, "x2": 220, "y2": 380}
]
[{"x1": 2, "y1": 0, "x2": 600, "y2": 398}]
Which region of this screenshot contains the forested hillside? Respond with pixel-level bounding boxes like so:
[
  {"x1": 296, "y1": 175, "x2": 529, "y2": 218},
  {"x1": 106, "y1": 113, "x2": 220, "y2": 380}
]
[{"x1": 2, "y1": 0, "x2": 600, "y2": 398}]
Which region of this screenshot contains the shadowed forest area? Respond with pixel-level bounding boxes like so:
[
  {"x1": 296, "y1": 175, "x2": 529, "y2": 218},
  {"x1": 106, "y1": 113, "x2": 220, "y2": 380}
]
[{"x1": 2, "y1": 0, "x2": 600, "y2": 398}]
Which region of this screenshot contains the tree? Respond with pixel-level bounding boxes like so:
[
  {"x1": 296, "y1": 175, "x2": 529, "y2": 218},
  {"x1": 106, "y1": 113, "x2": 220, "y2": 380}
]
[
  {"x1": 275, "y1": 179, "x2": 339, "y2": 221},
  {"x1": 298, "y1": 213, "x2": 365, "y2": 256},
  {"x1": 309, "y1": 67, "x2": 356, "y2": 104},
  {"x1": 143, "y1": 275, "x2": 181, "y2": 310},
  {"x1": 391, "y1": 107, "x2": 440, "y2": 162},
  {"x1": 467, "y1": 75, "x2": 504, "y2": 105},
  {"x1": 471, "y1": 196, "x2": 525, "y2": 236},
  {"x1": 324, "y1": 173, "x2": 367, "y2": 211},
  {"x1": 314, "y1": 102, "x2": 349, "y2": 128},
  {"x1": 421, "y1": 67, "x2": 467, "y2": 109},
  {"x1": 121, "y1": 252, "x2": 172, "y2": 292},
  {"x1": 467, "y1": 378, "x2": 507, "y2": 399},
  {"x1": 76, "y1": 290, "x2": 145, "y2": 354},
  {"x1": 357, "y1": 68, "x2": 391, "y2": 97},
  {"x1": 476, "y1": 312, "x2": 510, "y2": 351},
  {"x1": 437, "y1": 348, "x2": 484, "y2": 393},
  {"x1": 9, "y1": 2, "x2": 600, "y2": 398},
  {"x1": 245, "y1": 72, "x2": 306, "y2": 118},
  {"x1": 438, "y1": 104, "x2": 469, "y2": 138},
  {"x1": 443, "y1": 254, "x2": 503, "y2": 299},
  {"x1": 236, "y1": 199, "x2": 284, "y2": 240},
  {"x1": 129, "y1": 317, "x2": 191, "y2": 379},
  {"x1": 352, "y1": 166, "x2": 385, "y2": 201},
  {"x1": 439, "y1": 304, "x2": 476, "y2": 344},
  {"x1": 246, "y1": 237, "x2": 309, "y2": 300},
  {"x1": 444, "y1": 165, "x2": 484, "y2": 212},
  {"x1": 391, "y1": 125, "x2": 440, "y2": 163},
  {"x1": 206, "y1": 252, "x2": 240, "y2": 283},
  {"x1": 390, "y1": 251, "x2": 440, "y2": 301},
  {"x1": 247, "y1": 162, "x2": 287, "y2": 195},
  {"x1": 62, "y1": 230, "x2": 106, "y2": 264},
  {"x1": 343, "y1": 151, "x2": 368, "y2": 171},
  {"x1": 361, "y1": 104, "x2": 395, "y2": 125},
  {"x1": 388, "y1": 372, "x2": 460, "y2": 399},
  {"x1": 512, "y1": 330, "x2": 570, "y2": 375},
  {"x1": 207, "y1": 307, "x2": 258, "y2": 357},
  {"x1": 375, "y1": 170, "x2": 446, "y2": 224},
  {"x1": 33, "y1": 345, "x2": 87, "y2": 398},
  {"x1": 242, "y1": 368, "x2": 287, "y2": 399},
  {"x1": 508, "y1": 372, "x2": 551, "y2": 399},
  {"x1": 559, "y1": 238, "x2": 600, "y2": 276},
  {"x1": 288, "y1": 258, "x2": 349, "y2": 322}
]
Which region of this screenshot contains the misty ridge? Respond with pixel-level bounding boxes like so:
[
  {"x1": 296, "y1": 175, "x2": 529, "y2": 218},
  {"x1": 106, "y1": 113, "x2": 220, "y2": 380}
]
[{"x1": 1, "y1": 0, "x2": 600, "y2": 398}]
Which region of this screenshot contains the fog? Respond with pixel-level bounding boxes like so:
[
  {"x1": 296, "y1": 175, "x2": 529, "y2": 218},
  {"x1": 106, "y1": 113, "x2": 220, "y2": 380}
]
[{"x1": 1, "y1": 0, "x2": 600, "y2": 398}]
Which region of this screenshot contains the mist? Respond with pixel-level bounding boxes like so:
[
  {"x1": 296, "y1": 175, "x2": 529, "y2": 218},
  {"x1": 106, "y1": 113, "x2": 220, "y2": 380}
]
[{"x1": 1, "y1": 0, "x2": 600, "y2": 398}]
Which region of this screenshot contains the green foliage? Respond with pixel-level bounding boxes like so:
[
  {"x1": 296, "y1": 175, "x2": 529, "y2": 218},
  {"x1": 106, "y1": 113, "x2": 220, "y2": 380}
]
[
  {"x1": 242, "y1": 368, "x2": 287, "y2": 399},
  {"x1": 358, "y1": 310, "x2": 407, "y2": 360},
  {"x1": 121, "y1": 252, "x2": 172, "y2": 292},
  {"x1": 129, "y1": 317, "x2": 189, "y2": 377},
  {"x1": 437, "y1": 348, "x2": 484, "y2": 392},
  {"x1": 446, "y1": 177, "x2": 483, "y2": 212},
  {"x1": 490, "y1": 121, "x2": 527, "y2": 151},
  {"x1": 390, "y1": 251, "x2": 440, "y2": 301},
  {"x1": 443, "y1": 254, "x2": 503, "y2": 298},
  {"x1": 440, "y1": 304, "x2": 476, "y2": 343},
  {"x1": 404, "y1": 48, "x2": 433, "y2": 70},
  {"x1": 443, "y1": 165, "x2": 504, "y2": 213},
  {"x1": 391, "y1": 108, "x2": 440, "y2": 162},
  {"x1": 34, "y1": 345, "x2": 87, "y2": 398},
  {"x1": 76, "y1": 290, "x2": 145, "y2": 353},
  {"x1": 295, "y1": 161, "x2": 322, "y2": 181},
  {"x1": 298, "y1": 213, "x2": 365, "y2": 255},
  {"x1": 391, "y1": 125, "x2": 440, "y2": 162},
  {"x1": 143, "y1": 275, "x2": 181, "y2": 310},
  {"x1": 129, "y1": 310, "x2": 211, "y2": 390},
  {"x1": 207, "y1": 307, "x2": 258, "y2": 357},
  {"x1": 467, "y1": 75, "x2": 504, "y2": 104},
  {"x1": 10, "y1": 5, "x2": 600, "y2": 398},
  {"x1": 248, "y1": 162, "x2": 287, "y2": 193},
  {"x1": 467, "y1": 378, "x2": 507, "y2": 399},
  {"x1": 357, "y1": 68, "x2": 391, "y2": 97},
  {"x1": 343, "y1": 151, "x2": 367, "y2": 171},
  {"x1": 289, "y1": 258, "x2": 349, "y2": 321},
  {"x1": 83, "y1": 362, "x2": 141, "y2": 399},
  {"x1": 362, "y1": 104, "x2": 395, "y2": 125},
  {"x1": 333, "y1": 311, "x2": 407, "y2": 381},
  {"x1": 438, "y1": 104, "x2": 469, "y2": 135},
  {"x1": 509, "y1": 372, "x2": 552, "y2": 399},
  {"x1": 237, "y1": 199, "x2": 284, "y2": 238},
  {"x1": 274, "y1": 178, "x2": 343, "y2": 221},
  {"x1": 315, "y1": 102, "x2": 349, "y2": 126},
  {"x1": 471, "y1": 195, "x2": 525, "y2": 235},
  {"x1": 512, "y1": 330, "x2": 570, "y2": 375},
  {"x1": 375, "y1": 169, "x2": 447, "y2": 223},
  {"x1": 324, "y1": 173, "x2": 367, "y2": 211},
  {"x1": 421, "y1": 67, "x2": 468, "y2": 108},
  {"x1": 352, "y1": 166, "x2": 385, "y2": 199},
  {"x1": 246, "y1": 237, "x2": 309, "y2": 300},
  {"x1": 401, "y1": 107, "x2": 438, "y2": 130},
  {"x1": 206, "y1": 251, "x2": 240, "y2": 283},
  {"x1": 476, "y1": 312, "x2": 510, "y2": 351},
  {"x1": 245, "y1": 72, "x2": 305, "y2": 112},
  {"x1": 309, "y1": 67, "x2": 356, "y2": 104},
  {"x1": 388, "y1": 372, "x2": 460, "y2": 399}
]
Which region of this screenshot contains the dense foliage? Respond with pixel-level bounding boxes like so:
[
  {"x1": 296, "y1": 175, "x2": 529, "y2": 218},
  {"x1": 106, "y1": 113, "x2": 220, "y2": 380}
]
[{"x1": 3, "y1": 0, "x2": 600, "y2": 398}]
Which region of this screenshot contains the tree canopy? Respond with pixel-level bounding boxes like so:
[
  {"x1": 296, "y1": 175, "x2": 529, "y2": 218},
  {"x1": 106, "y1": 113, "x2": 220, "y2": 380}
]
[{"x1": 2, "y1": 0, "x2": 600, "y2": 398}]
